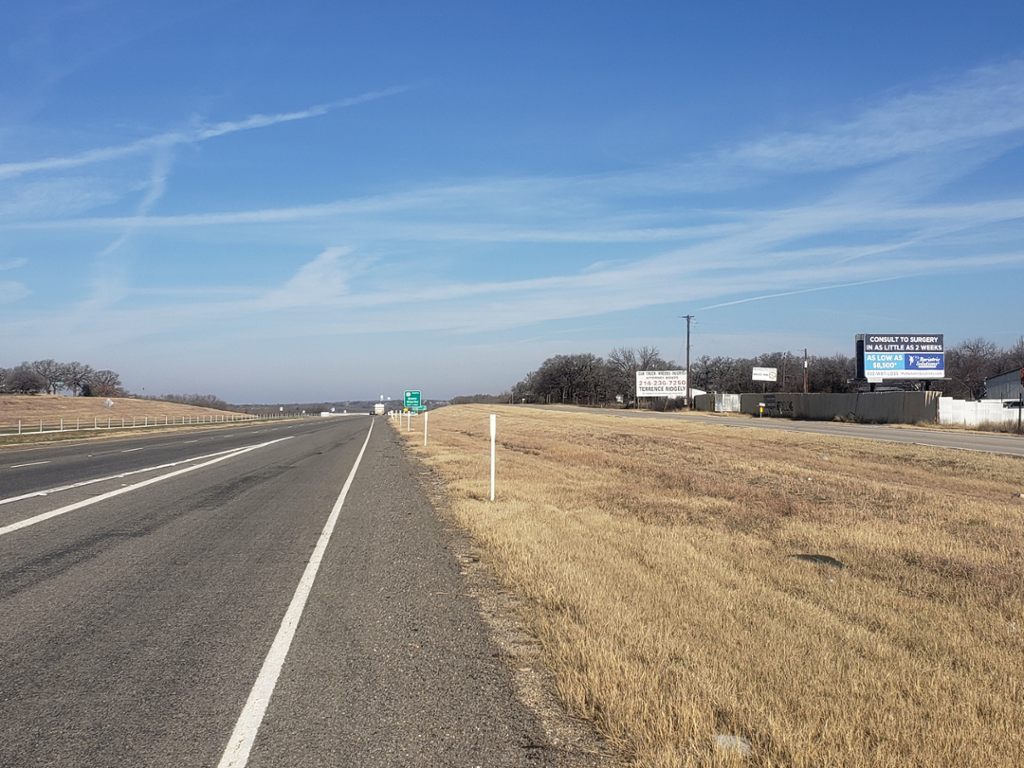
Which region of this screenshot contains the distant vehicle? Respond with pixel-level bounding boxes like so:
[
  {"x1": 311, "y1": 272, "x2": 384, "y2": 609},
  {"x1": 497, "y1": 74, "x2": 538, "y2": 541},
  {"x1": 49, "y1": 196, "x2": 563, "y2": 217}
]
[
  {"x1": 1003, "y1": 400, "x2": 1023, "y2": 409},
  {"x1": 373, "y1": 403, "x2": 386, "y2": 415}
]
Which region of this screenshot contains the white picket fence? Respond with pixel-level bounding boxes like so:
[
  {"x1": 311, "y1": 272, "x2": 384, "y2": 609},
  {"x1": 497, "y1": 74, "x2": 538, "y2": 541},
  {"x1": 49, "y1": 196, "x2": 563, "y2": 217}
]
[
  {"x1": 938, "y1": 398, "x2": 1023, "y2": 427},
  {"x1": 0, "y1": 411, "x2": 297, "y2": 437}
]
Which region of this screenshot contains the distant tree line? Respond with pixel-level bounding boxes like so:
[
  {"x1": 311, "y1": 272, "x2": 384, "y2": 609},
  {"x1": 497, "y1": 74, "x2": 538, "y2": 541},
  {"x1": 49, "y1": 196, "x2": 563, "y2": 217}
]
[
  {"x1": 144, "y1": 393, "x2": 232, "y2": 411},
  {"x1": 0, "y1": 360, "x2": 125, "y2": 397},
  {"x1": 450, "y1": 394, "x2": 510, "y2": 405},
  {"x1": 509, "y1": 337, "x2": 1024, "y2": 405},
  {"x1": 0, "y1": 360, "x2": 237, "y2": 409},
  {"x1": 512, "y1": 346, "x2": 679, "y2": 406},
  {"x1": 691, "y1": 351, "x2": 855, "y2": 395}
]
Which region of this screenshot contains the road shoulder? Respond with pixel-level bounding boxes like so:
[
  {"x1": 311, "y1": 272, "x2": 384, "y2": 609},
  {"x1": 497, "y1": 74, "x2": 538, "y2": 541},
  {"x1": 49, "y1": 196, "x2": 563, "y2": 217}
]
[{"x1": 394, "y1": 426, "x2": 623, "y2": 768}]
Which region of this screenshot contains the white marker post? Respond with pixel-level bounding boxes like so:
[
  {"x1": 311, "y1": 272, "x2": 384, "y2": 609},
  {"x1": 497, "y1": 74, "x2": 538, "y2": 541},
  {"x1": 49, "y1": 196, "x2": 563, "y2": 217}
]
[
  {"x1": 424, "y1": 411, "x2": 429, "y2": 446},
  {"x1": 489, "y1": 414, "x2": 496, "y2": 502}
]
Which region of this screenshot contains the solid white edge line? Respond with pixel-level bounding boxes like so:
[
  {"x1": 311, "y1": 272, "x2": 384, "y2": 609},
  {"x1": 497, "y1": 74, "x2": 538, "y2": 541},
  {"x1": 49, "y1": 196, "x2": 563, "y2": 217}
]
[
  {"x1": 0, "y1": 437, "x2": 293, "y2": 538},
  {"x1": 217, "y1": 419, "x2": 375, "y2": 768}
]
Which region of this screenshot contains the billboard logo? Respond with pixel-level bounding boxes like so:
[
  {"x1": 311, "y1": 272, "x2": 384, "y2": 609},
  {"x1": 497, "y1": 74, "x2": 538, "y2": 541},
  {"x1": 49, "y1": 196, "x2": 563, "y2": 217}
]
[{"x1": 906, "y1": 354, "x2": 943, "y2": 371}]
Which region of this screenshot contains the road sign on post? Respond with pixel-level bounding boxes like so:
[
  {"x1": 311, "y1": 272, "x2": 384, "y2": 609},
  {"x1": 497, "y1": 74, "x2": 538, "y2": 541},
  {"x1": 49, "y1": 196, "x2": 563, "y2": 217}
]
[{"x1": 404, "y1": 390, "x2": 421, "y2": 410}]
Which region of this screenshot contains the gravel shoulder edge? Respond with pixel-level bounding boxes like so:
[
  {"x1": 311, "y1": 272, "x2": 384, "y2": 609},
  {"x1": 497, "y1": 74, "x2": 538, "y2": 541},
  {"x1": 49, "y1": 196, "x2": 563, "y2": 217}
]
[{"x1": 392, "y1": 427, "x2": 625, "y2": 768}]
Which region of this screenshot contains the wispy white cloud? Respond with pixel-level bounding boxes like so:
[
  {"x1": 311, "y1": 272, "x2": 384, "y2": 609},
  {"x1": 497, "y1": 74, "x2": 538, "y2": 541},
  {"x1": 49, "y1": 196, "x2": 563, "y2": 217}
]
[
  {"x1": 0, "y1": 257, "x2": 28, "y2": 271},
  {"x1": 0, "y1": 281, "x2": 31, "y2": 305},
  {"x1": 0, "y1": 87, "x2": 408, "y2": 181},
  {"x1": 0, "y1": 257, "x2": 30, "y2": 304},
  {"x1": 723, "y1": 60, "x2": 1024, "y2": 172},
  {"x1": 0, "y1": 176, "x2": 130, "y2": 220},
  {"x1": 261, "y1": 247, "x2": 359, "y2": 309},
  {"x1": 3, "y1": 60, "x2": 1024, "y2": 361}
]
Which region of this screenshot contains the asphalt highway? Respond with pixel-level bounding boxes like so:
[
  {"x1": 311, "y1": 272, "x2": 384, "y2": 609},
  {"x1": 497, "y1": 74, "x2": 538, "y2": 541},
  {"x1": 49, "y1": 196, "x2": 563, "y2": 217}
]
[{"x1": 0, "y1": 417, "x2": 552, "y2": 767}]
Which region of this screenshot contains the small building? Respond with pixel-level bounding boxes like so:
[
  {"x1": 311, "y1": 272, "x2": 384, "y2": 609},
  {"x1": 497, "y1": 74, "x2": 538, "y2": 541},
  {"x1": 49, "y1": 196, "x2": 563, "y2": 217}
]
[{"x1": 984, "y1": 368, "x2": 1024, "y2": 401}]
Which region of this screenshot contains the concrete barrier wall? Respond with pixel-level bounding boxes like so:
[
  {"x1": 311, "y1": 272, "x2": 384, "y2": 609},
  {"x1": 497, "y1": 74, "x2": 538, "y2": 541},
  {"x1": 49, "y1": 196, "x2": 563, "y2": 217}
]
[{"x1": 695, "y1": 391, "x2": 940, "y2": 424}]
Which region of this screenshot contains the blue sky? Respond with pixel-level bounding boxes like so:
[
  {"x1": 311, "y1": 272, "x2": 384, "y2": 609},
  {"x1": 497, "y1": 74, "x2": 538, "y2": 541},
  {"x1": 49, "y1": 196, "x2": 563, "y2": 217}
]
[{"x1": 2, "y1": 2, "x2": 1024, "y2": 402}]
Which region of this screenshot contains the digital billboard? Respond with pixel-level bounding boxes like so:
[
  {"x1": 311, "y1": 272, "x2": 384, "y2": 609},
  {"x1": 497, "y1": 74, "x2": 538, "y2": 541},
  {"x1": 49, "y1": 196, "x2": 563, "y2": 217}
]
[{"x1": 857, "y1": 334, "x2": 944, "y2": 382}]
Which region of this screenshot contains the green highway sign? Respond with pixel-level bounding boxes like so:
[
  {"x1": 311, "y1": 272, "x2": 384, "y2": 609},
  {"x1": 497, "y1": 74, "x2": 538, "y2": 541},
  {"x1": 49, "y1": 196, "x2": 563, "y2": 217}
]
[{"x1": 404, "y1": 390, "x2": 421, "y2": 410}]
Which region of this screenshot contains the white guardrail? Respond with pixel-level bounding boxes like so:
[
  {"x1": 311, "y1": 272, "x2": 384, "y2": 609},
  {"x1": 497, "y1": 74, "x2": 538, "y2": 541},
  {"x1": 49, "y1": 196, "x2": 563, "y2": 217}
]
[{"x1": 0, "y1": 412, "x2": 305, "y2": 437}]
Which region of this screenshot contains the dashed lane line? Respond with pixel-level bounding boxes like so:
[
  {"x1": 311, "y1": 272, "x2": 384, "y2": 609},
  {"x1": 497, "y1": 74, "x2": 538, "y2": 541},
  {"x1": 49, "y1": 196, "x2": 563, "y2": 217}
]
[
  {"x1": 0, "y1": 444, "x2": 285, "y2": 507},
  {"x1": 0, "y1": 437, "x2": 293, "y2": 538}
]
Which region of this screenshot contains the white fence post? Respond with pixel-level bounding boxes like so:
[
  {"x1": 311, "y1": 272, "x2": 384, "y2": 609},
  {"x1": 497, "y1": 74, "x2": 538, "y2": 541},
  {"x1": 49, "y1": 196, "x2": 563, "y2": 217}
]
[{"x1": 490, "y1": 414, "x2": 496, "y2": 502}]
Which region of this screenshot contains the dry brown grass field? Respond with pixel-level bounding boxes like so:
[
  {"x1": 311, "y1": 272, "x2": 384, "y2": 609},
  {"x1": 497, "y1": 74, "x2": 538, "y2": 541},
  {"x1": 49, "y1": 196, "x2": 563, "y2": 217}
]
[
  {"x1": 0, "y1": 394, "x2": 251, "y2": 433},
  {"x1": 397, "y1": 404, "x2": 1024, "y2": 767}
]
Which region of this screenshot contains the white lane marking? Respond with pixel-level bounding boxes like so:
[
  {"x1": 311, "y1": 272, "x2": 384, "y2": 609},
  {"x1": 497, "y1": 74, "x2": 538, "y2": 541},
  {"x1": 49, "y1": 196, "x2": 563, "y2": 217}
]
[
  {"x1": 217, "y1": 420, "x2": 374, "y2": 768},
  {"x1": 0, "y1": 445, "x2": 277, "y2": 507},
  {"x1": 122, "y1": 447, "x2": 145, "y2": 453},
  {"x1": 0, "y1": 437, "x2": 293, "y2": 538},
  {"x1": 10, "y1": 461, "x2": 51, "y2": 469}
]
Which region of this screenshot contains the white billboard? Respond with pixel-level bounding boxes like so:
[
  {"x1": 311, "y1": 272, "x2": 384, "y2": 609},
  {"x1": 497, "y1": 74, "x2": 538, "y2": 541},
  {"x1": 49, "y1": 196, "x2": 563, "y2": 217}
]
[
  {"x1": 752, "y1": 367, "x2": 778, "y2": 382},
  {"x1": 636, "y1": 370, "x2": 687, "y2": 397}
]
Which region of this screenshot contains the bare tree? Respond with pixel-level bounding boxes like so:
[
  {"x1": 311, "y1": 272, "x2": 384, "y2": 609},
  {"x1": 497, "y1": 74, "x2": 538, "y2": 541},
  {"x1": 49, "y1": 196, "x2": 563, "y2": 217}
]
[
  {"x1": 637, "y1": 346, "x2": 665, "y2": 371},
  {"x1": 809, "y1": 353, "x2": 855, "y2": 393},
  {"x1": 84, "y1": 369, "x2": 124, "y2": 398},
  {"x1": 527, "y1": 353, "x2": 609, "y2": 405},
  {"x1": 996, "y1": 336, "x2": 1024, "y2": 374},
  {"x1": 512, "y1": 371, "x2": 538, "y2": 403},
  {"x1": 607, "y1": 347, "x2": 639, "y2": 402},
  {"x1": 30, "y1": 359, "x2": 64, "y2": 395},
  {"x1": 946, "y1": 338, "x2": 999, "y2": 400},
  {"x1": 690, "y1": 354, "x2": 751, "y2": 393},
  {"x1": 62, "y1": 361, "x2": 94, "y2": 396},
  {"x1": 7, "y1": 363, "x2": 47, "y2": 394}
]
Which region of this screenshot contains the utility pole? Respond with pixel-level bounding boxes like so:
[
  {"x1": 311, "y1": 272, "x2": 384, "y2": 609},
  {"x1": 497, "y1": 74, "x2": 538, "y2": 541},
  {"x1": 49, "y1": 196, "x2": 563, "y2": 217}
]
[
  {"x1": 803, "y1": 348, "x2": 809, "y2": 394},
  {"x1": 680, "y1": 314, "x2": 694, "y2": 408}
]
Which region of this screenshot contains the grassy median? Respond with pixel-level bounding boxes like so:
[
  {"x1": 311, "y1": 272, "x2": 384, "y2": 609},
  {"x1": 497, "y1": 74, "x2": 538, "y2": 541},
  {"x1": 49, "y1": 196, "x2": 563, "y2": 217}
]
[{"x1": 397, "y1": 404, "x2": 1024, "y2": 767}]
